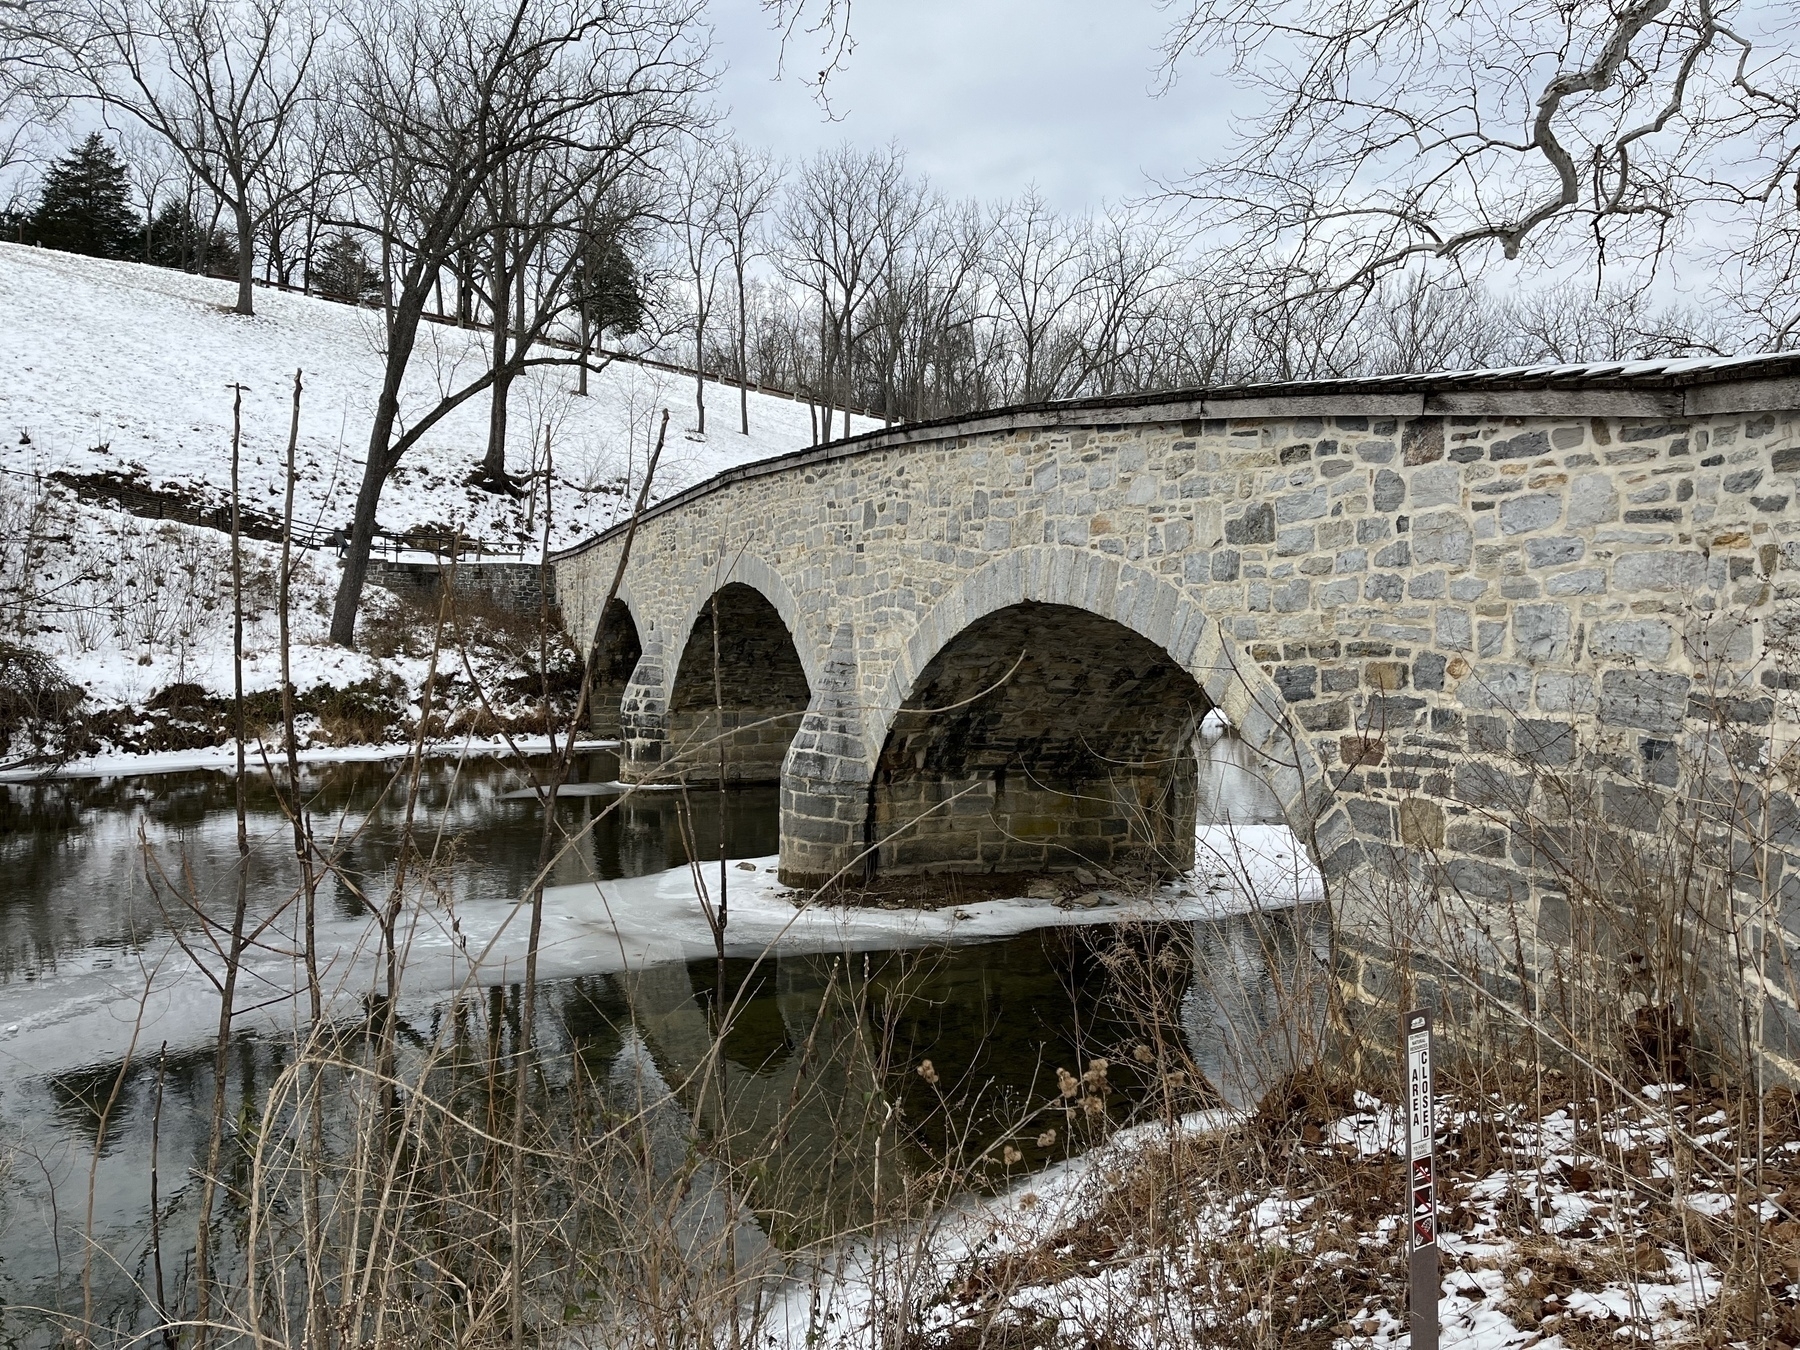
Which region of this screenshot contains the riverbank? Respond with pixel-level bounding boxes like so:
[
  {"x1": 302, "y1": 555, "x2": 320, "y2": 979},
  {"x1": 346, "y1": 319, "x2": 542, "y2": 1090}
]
[
  {"x1": 765, "y1": 1068, "x2": 1795, "y2": 1349},
  {"x1": 0, "y1": 734, "x2": 620, "y2": 782}
]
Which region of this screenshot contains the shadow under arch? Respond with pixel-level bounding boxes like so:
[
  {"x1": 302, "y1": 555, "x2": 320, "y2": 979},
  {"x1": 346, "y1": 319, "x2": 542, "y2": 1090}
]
[
  {"x1": 664, "y1": 578, "x2": 813, "y2": 784},
  {"x1": 864, "y1": 547, "x2": 1321, "y2": 876},
  {"x1": 588, "y1": 596, "x2": 644, "y2": 741}
]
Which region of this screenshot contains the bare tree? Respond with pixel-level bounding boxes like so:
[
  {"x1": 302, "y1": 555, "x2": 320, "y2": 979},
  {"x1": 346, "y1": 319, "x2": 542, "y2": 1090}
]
[
  {"x1": 325, "y1": 0, "x2": 707, "y2": 648},
  {"x1": 778, "y1": 142, "x2": 926, "y2": 438},
  {"x1": 1158, "y1": 0, "x2": 1800, "y2": 297},
  {"x1": 985, "y1": 187, "x2": 1096, "y2": 402},
  {"x1": 0, "y1": 0, "x2": 69, "y2": 186},
  {"x1": 713, "y1": 139, "x2": 781, "y2": 433},
  {"x1": 68, "y1": 0, "x2": 328, "y2": 315},
  {"x1": 672, "y1": 138, "x2": 727, "y2": 434},
  {"x1": 1503, "y1": 278, "x2": 1735, "y2": 364}
]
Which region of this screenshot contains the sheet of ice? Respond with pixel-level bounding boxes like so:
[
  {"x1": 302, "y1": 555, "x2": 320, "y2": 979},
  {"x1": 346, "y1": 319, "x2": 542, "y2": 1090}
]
[{"x1": 0, "y1": 822, "x2": 1320, "y2": 1091}]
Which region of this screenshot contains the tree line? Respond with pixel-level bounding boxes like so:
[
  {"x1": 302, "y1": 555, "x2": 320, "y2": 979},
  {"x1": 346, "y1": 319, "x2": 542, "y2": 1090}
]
[{"x1": 0, "y1": 0, "x2": 1788, "y2": 650}]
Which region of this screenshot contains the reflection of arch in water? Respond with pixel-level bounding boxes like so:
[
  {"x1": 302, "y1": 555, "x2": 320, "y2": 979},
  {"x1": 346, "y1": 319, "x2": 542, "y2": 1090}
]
[{"x1": 1179, "y1": 909, "x2": 1333, "y2": 1112}]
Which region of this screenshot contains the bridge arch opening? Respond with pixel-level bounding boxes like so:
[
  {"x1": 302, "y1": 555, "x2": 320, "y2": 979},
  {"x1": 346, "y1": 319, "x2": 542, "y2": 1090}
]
[
  {"x1": 870, "y1": 601, "x2": 1210, "y2": 879},
  {"x1": 590, "y1": 599, "x2": 643, "y2": 741},
  {"x1": 667, "y1": 582, "x2": 811, "y2": 783}
]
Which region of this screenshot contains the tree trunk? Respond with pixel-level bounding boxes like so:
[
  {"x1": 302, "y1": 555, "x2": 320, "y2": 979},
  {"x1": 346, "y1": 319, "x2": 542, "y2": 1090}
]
[
  {"x1": 694, "y1": 307, "x2": 706, "y2": 435},
  {"x1": 483, "y1": 226, "x2": 511, "y2": 486},
  {"x1": 329, "y1": 301, "x2": 425, "y2": 647},
  {"x1": 234, "y1": 197, "x2": 256, "y2": 316},
  {"x1": 578, "y1": 305, "x2": 590, "y2": 397},
  {"x1": 737, "y1": 262, "x2": 749, "y2": 435}
]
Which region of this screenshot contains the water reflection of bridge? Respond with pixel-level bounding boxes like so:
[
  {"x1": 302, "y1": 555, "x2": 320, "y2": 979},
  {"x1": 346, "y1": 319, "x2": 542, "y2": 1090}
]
[{"x1": 563, "y1": 908, "x2": 1329, "y2": 1249}]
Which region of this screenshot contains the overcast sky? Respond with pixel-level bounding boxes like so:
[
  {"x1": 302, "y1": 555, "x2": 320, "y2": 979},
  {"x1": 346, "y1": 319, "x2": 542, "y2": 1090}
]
[{"x1": 708, "y1": 0, "x2": 1235, "y2": 213}]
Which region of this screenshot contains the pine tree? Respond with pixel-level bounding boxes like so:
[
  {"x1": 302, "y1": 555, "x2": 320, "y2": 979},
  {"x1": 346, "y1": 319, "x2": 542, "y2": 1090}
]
[
  {"x1": 574, "y1": 231, "x2": 646, "y2": 338},
  {"x1": 142, "y1": 199, "x2": 241, "y2": 277},
  {"x1": 312, "y1": 230, "x2": 376, "y2": 305},
  {"x1": 30, "y1": 135, "x2": 140, "y2": 260}
]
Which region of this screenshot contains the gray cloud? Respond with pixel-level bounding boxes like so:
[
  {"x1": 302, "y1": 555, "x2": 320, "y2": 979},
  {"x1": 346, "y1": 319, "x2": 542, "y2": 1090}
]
[{"x1": 710, "y1": 0, "x2": 1236, "y2": 211}]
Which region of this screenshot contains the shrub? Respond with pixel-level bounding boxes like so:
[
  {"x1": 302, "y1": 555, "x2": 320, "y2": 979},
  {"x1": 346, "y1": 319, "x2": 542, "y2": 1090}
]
[
  {"x1": 315, "y1": 676, "x2": 408, "y2": 745},
  {"x1": 0, "y1": 640, "x2": 86, "y2": 764}
]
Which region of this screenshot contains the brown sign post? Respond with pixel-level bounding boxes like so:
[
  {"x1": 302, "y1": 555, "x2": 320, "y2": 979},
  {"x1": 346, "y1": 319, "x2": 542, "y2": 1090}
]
[{"x1": 1405, "y1": 1007, "x2": 1439, "y2": 1350}]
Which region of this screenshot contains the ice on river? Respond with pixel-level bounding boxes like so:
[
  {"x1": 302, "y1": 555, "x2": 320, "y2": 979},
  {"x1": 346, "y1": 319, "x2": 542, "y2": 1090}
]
[{"x1": 0, "y1": 823, "x2": 1318, "y2": 1091}]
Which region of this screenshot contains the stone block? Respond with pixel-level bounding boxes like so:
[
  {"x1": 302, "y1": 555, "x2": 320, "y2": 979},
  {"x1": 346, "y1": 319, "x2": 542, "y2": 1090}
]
[
  {"x1": 1225, "y1": 502, "x2": 1275, "y2": 545},
  {"x1": 1514, "y1": 718, "x2": 1575, "y2": 767},
  {"x1": 1499, "y1": 492, "x2": 1563, "y2": 535},
  {"x1": 1524, "y1": 536, "x2": 1584, "y2": 567},
  {"x1": 1276, "y1": 486, "x2": 1329, "y2": 523},
  {"x1": 1588, "y1": 618, "x2": 1674, "y2": 662},
  {"x1": 1445, "y1": 857, "x2": 1530, "y2": 907},
  {"x1": 1534, "y1": 671, "x2": 1594, "y2": 714},
  {"x1": 1398, "y1": 798, "x2": 1445, "y2": 848},
  {"x1": 1490, "y1": 430, "x2": 1549, "y2": 461},
  {"x1": 1365, "y1": 573, "x2": 1404, "y2": 602},
  {"x1": 1613, "y1": 550, "x2": 1710, "y2": 592},
  {"x1": 1403, "y1": 418, "x2": 1445, "y2": 466},
  {"x1": 1598, "y1": 668, "x2": 1690, "y2": 733},
  {"x1": 1436, "y1": 608, "x2": 1472, "y2": 650},
  {"x1": 1545, "y1": 567, "x2": 1606, "y2": 596},
  {"x1": 1411, "y1": 511, "x2": 1473, "y2": 567},
  {"x1": 1512, "y1": 603, "x2": 1571, "y2": 663},
  {"x1": 1457, "y1": 663, "x2": 1532, "y2": 711},
  {"x1": 1566, "y1": 474, "x2": 1619, "y2": 527},
  {"x1": 1374, "y1": 469, "x2": 1406, "y2": 511},
  {"x1": 1346, "y1": 797, "x2": 1396, "y2": 841}
]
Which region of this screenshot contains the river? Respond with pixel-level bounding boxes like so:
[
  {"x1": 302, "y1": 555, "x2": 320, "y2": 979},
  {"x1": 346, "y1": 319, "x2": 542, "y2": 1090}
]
[{"x1": 0, "y1": 731, "x2": 1326, "y2": 1344}]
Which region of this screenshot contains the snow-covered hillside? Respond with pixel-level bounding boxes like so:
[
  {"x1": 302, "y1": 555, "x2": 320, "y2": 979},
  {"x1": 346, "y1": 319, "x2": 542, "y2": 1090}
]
[
  {"x1": 0, "y1": 242, "x2": 868, "y2": 554},
  {"x1": 0, "y1": 245, "x2": 871, "y2": 764}
]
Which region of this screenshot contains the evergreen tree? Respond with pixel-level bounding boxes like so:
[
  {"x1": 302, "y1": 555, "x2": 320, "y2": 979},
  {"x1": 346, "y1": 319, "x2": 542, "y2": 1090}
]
[
  {"x1": 30, "y1": 134, "x2": 140, "y2": 259},
  {"x1": 142, "y1": 199, "x2": 240, "y2": 277},
  {"x1": 574, "y1": 230, "x2": 645, "y2": 338},
  {"x1": 312, "y1": 230, "x2": 376, "y2": 304}
]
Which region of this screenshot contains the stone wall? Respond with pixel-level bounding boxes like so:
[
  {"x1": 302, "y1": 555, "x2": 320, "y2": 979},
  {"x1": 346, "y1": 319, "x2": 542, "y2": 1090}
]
[
  {"x1": 366, "y1": 558, "x2": 554, "y2": 616},
  {"x1": 552, "y1": 361, "x2": 1800, "y2": 1064}
]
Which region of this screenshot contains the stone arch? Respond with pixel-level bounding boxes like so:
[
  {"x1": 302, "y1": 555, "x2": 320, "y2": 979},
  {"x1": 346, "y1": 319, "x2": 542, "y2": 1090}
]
[
  {"x1": 865, "y1": 548, "x2": 1319, "y2": 865},
  {"x1": 662, "y1": 580, "x2": 813, "y2": 784},
  {"x1": 588, "y1": 597, "x2": 643, "y2": 741},
  {"x1": 664, "y1": 552, "x2": 824, "y2": 700}
]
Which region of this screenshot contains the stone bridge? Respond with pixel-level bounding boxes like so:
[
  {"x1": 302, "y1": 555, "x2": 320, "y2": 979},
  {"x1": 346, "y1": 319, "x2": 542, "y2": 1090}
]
[{"x1": 552, "y1": 356, "x2": 1800, "y2": 1028}]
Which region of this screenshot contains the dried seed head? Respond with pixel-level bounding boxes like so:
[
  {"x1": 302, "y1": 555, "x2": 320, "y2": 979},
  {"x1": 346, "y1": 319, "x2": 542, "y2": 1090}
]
[
  {"x1": 1057, "y1": 1067, "x2": 1079, "y2": 1100},
  {"x1": 1002, "y1": 1145, "x2": 1022, "y2": 1165},
  {"x1": 1133, "y1": 1043, "x2": 1155, "y2": 1064},
  {"x1": 917, "y1": 1059, "x2": 939, "y2": 1086},
  {"x1": 1036, "y1": 1128, "x2": 1057, "y2": 1147}
]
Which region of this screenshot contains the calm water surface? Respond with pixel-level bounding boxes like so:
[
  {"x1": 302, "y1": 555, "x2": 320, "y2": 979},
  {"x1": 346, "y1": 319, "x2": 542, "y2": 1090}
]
[{"x1": 0, "y1": 735, "x2": 1322, "y2": 1342}]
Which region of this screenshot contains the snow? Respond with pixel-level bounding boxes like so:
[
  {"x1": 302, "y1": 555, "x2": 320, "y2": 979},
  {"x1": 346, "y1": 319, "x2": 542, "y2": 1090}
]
[
  {"x1": 0, "y1": 242, "x2": 872, "y2": 558},
  {"x1": 0, "y1": 244, "x2": 871, "y2": 744},
  {"x1": 743, "y1": 1081, "x2": 1743, "y2": 1350}
]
